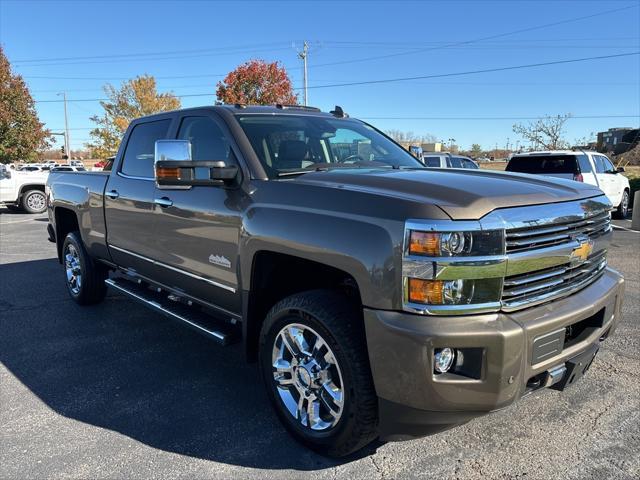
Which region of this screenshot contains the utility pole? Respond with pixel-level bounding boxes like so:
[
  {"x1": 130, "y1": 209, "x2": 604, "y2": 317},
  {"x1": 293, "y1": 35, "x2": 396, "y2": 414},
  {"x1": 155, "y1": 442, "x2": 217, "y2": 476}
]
[
  {"x1": 297, "y1": 41, "x2": 309, "y2": 106},
  {"x1": 58, "y1": 92, "x2": 71, "y2": 161}
]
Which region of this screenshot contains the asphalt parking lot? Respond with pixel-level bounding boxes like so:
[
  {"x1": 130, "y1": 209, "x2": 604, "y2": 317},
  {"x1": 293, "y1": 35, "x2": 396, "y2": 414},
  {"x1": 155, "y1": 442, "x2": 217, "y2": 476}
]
[{"x1": 1, "y1": 209, "x2": 639, "y2": 479}]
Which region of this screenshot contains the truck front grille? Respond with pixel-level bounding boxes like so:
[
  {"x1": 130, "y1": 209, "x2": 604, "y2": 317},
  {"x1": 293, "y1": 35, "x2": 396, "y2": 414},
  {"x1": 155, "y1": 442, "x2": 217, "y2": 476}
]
[
  {"x1": 501, "y1": 250, "x2": 607, "y2": 311},
  {"x1": 505, "y1": 211, "x2": 610, "y2": 253}
]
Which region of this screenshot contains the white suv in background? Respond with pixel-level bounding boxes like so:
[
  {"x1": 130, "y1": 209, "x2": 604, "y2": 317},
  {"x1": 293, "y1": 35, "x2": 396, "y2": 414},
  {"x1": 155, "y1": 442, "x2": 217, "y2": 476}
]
[
  {"x1": 422, "y1": 153, "x2": 479, "y2": 169},
  {"x1": 506, "y1": 150, "x2": 631, "y2": 218}
]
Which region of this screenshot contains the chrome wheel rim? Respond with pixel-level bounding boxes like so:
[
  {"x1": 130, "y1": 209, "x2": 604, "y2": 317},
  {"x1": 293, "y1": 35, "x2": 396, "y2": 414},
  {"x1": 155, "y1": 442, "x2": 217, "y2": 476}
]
[
  {"x1": 271, "y1": 323, "x2": 344, "y2": 431},
  {"x1": 64, "y1": 244, "x2": 82, "y2": 295},
  {"x1": 621, "y1": 192, "x2": 629, "y2": 216},
  {"x1": 27, "y1": 192, "x2": 45, "y2": 211}
]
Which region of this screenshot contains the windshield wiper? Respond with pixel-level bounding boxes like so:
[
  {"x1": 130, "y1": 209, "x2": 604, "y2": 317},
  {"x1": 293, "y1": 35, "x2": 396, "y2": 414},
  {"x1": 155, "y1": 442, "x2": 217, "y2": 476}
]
[{"x1": 277, "y1": 166, "x2": 330, "y2": 178}]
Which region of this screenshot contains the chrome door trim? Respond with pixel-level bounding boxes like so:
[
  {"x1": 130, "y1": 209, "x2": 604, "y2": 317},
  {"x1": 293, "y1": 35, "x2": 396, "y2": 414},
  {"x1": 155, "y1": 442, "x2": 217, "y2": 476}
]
[
  {"x1": 116, "y1": 171, "x2": 155, "y2": 182},
  {"x1": 108, "y1": 244, "x2": 237, "y2": 293}
]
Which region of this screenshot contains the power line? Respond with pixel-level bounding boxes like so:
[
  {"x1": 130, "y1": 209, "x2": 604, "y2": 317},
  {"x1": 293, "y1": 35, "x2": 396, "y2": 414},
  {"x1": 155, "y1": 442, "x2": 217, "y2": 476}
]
[
  {"x1": 32, "y1": 51, "x2": 638, "y2": 103},
  {"x1": 20, "y1": 4, "x2": 637, "y2": 81},
  {"x1": 361, "y1": 115, "x2": 640, "y2": 120},
  {"x1": 12, "y1": 41, "x2": 291, "y2": 64},
  {"x1": 307, "y1": 4, "x2": 640, "y2": 69},
  {"x1": 47, "y1": 114, "x2": 640, "y2": 131},
  {"x1": 304, "y1": 52, "x2": 640, "y2": 90},
  {"x1": 14, "y1": 46, "x2": 294, "y2": 68}
]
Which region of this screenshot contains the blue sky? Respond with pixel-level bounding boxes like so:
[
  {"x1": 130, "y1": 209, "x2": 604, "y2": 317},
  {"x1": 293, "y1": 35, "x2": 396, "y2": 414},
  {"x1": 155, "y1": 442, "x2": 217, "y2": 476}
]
[{"x1": 1, "y1": 0, "x2": 639, "y2": 151}]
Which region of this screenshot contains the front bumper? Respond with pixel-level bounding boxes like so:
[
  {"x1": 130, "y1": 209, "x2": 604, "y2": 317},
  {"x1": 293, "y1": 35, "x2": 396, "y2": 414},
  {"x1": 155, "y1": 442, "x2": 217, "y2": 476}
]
[{"x1": 364, "y1": 267, "x2": 624, "y2": 441}]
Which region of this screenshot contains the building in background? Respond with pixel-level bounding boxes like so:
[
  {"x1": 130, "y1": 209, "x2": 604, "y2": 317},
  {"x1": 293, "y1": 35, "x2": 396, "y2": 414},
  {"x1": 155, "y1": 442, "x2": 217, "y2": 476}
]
[
  {"x1": 597, "y1": 127, "x2": 636, "y2": 153},
  {"x1": 421, "y1": 142, "x2": 444, "y2": 152}
]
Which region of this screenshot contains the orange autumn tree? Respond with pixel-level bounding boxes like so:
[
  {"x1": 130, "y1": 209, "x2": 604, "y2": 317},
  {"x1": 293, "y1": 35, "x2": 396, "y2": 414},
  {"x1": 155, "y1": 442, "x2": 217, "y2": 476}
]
[{"x1": 216, "y1": 59, "x2": 298, "y2": 105}]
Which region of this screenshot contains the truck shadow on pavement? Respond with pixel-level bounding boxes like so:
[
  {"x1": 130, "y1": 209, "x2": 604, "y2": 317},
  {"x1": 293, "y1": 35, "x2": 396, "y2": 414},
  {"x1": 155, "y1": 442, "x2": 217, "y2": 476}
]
[{"x1": 0, "y1": 258, "x2": 379, "y2": 470}]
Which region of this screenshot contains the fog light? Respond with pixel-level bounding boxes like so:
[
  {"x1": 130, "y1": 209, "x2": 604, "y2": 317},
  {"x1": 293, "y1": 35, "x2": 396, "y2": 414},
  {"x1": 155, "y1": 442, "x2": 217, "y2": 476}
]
[{"x1": 434, "y1": 348, "x2": 455, "y2": 373}]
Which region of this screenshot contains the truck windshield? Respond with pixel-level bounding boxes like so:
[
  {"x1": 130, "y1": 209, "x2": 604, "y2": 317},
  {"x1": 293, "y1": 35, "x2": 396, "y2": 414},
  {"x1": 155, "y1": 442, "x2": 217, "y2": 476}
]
[{"x1": 237, "y1": 114, "x2": 424, "y2": 177}]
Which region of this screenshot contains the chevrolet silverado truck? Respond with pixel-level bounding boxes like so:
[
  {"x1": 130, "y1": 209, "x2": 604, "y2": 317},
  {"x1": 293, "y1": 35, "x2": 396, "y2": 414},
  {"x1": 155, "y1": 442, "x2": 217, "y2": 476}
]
[{"x1": 46, "y1": 105, "x2": 625, "y2": 457}]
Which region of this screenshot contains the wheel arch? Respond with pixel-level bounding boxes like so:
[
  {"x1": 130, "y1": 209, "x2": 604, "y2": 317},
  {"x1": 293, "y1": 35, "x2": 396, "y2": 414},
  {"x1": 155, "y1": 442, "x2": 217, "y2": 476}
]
[
  {"x1": 18, "y1": 183, "x2": 46, "y2": 199},
  {"x1": 243, "y1": 251, "x2": 364, "y2": 362},
  {"x1": 54, "y1": 207, "x2": 80, "y2": 263}
]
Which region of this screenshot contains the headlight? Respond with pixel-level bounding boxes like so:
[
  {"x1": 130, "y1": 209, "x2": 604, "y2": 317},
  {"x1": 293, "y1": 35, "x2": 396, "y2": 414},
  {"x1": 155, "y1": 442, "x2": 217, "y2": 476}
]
[
  {"x1": 403, "y1": 223, "x2": 506, "y2": 314},
  {"x1": 407, "y1": 278, "x2": 502, "y2": 305},
  {"x1": 408, "y1": 230, "x2": 503, "y2": 257}
]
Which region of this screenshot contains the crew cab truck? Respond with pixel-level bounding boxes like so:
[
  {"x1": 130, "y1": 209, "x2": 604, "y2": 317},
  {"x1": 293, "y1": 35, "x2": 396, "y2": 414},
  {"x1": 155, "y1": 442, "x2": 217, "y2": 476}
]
[
  {"x1": 46, "y1": 105, "x2": 625, "y2": 457},
  {"x1": 0, "y1": 165, "x2": 48, "y2": 213}
]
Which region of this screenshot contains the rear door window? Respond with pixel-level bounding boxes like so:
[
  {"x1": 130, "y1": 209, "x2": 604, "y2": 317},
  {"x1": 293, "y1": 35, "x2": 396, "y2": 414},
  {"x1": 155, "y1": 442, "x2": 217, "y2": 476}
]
[
  {"x1": 121, "y1": 119, "x2": 171, "y2": 178},
  {"x1": 506, "y1": 155, "x2": 578, "y2": 174}
]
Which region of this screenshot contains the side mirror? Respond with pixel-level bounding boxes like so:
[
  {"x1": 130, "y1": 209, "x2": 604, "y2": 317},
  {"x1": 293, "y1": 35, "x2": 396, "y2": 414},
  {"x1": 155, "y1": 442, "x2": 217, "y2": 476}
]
[
  {"x1": 154, "y1": 140, "x2": 239, "y2": 188},
  {"x1": 616, "y1": 166, "x2": 625, "y2": 173}
]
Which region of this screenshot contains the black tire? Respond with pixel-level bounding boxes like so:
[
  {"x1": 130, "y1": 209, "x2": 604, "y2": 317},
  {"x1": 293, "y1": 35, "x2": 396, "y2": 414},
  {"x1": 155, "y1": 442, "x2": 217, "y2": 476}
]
[
  {"x1": 259, "y1": 290, "x2": 378, "y2": 457},
  {"x1": 615, "y1": 189, "x2": 630, "y2": 219},
  {"x1": 21, "y1": 189, "x2": 47, "y2": 214},
  {"x1": 61, "y1": 232, "x2": 108, "y2": 305}
]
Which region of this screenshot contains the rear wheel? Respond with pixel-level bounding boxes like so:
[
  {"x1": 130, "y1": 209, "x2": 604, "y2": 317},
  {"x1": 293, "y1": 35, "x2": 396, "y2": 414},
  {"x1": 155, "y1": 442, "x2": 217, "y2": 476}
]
[
  {"x1": 21, "y1": 190, "x2": 47, "y2": 214},
  {"x1": 62, "y1": 232, "x2": 108, "y2": 305},
  {"x1": 259, "y1": 290, "x2": 378, "y2": 457},
  {"x1": 615, "y1": 189, "x2": 630, "y2": 219}
]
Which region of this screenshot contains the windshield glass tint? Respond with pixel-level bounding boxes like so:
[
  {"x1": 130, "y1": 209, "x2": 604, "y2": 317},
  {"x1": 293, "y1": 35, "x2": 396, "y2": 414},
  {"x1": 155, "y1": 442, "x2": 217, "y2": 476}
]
[
  {"x1": 506, "y1": 155, "x2": 578, "y2": 174},
  {"x1": 237, "y1": 114, "x2": 423, "y2": 177}
]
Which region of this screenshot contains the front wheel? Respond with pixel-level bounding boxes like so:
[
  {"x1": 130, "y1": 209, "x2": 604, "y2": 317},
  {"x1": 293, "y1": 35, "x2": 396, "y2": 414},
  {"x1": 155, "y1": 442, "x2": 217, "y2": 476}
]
[
  {"x1": 615, "y1": 189, "x2": 630, "y2": 219},
  {"x1": 62, "y1": 232, "x2": 108, "y2": 305},
  {"x1": 259, "y1": 290, "x2": 378, "y2": 457},
  {"x1": 21, "y1": 190, "x2": 47, "y2": 214}
]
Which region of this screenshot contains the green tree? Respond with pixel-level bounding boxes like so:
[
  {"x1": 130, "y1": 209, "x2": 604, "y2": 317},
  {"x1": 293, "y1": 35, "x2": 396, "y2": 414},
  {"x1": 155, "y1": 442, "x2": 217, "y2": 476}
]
[
  {"x1": 0, "y1": 47, "x2": 51, "y2": 163},
  {"x1": 470, "y1": 144, "x2": 483, "y2": 157},
  {"x1": 216, "y1": 59, "x2": 298, "y2": 105},
  {"x1": 88, "y1": 75, "x2": 181, "y2": 158}
]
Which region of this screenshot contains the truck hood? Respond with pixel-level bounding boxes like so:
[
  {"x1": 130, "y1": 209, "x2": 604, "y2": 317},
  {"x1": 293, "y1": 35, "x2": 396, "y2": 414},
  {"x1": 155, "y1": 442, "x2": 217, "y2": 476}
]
[{"x1": 291, "y1": 168, "x2": 604, "y2": 220}]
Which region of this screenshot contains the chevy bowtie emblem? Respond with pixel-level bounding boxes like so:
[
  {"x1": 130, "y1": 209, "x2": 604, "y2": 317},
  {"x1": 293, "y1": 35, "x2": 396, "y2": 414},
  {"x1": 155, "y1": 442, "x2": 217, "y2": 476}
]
[{"x1": 570, "y1": 236, "x2": 594, "y2": 264}]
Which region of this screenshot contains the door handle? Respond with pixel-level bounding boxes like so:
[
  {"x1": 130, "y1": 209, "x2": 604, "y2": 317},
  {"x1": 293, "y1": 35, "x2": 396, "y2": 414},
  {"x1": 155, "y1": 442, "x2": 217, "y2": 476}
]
[
  {"x1": 106, "y1": 190, "x2": 119, "y2": 199},
  {"x1": 154, "y1": 197, "x2": 173, "y2": 208}
]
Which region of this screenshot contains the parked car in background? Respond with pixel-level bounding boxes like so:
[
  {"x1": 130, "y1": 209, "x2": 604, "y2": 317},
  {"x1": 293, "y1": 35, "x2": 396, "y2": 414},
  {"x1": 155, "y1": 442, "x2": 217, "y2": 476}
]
[
  {"x1": 51, "y1": 165, "x2": 87, "y2": 172},
  {"x1": 506, "y1": 150, "x2": 630, "y2": 218},
  {"x1": 0, "y1": 166, "x2": 48, "y2": 213},
  {"x1": 18, "y1": 165, "x2": 44, "y2": 172},
  {"x1": 423, "y1": 153, "x2": 479, "y2": 169}
]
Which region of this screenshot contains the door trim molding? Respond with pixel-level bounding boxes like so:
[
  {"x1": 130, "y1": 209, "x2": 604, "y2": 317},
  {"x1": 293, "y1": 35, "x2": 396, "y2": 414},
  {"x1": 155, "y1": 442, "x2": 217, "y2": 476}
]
[{"x1": 108, "y1": 244, "x2": 237, "y2": 293}]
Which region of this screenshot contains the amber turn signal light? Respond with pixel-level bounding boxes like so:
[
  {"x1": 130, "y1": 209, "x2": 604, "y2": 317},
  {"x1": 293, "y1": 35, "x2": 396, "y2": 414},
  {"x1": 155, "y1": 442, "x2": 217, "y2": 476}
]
[
  {"x1": 156, "y1": 167, "x2": 181, "y2": 180},
  {"x1": 409, "y1": 231, "x2": 440, "y2": 256},
  {"x1": 408, "y1": 278, "x2": 444, "y2": 304}
]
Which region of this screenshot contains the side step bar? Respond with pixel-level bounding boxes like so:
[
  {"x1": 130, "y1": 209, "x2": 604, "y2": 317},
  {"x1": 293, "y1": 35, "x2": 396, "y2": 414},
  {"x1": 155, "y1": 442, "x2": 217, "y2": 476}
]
[{"x1": 105, "y1": 277, "x2": 238, "y2": 346}]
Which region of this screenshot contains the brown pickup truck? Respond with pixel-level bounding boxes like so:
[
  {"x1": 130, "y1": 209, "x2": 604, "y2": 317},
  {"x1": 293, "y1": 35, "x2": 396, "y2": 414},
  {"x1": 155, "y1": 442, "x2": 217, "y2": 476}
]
[{"x1": 46, "y1": 105, "x2": 624, "y2": 457}]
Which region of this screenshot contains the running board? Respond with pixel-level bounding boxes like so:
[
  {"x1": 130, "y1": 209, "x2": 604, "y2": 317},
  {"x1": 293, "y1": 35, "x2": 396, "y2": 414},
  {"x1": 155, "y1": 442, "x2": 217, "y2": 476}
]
[{"x1": 105, "y1": 277, "x2": 238, "y2": 346}]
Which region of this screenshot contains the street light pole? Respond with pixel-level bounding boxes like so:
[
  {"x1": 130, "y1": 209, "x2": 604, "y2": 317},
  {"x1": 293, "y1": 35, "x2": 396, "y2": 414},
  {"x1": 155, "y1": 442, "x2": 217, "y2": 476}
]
[{"x1": 58, "y1": 92, "x2": 71, "y2": 162}]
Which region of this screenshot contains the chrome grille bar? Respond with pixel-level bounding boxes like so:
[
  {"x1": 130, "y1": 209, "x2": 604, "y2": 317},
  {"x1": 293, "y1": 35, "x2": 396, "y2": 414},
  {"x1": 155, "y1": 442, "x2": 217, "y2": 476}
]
[
  {"x1": 505, "y1": 211, "x2": 610, "y2": 253},
  {"x1": 502, "y1": 250, "x2": 607, "y2": 310}
]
